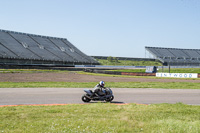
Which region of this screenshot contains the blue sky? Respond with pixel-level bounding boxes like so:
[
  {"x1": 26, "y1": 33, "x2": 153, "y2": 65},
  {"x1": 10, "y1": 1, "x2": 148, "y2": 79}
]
[{"x1": 0, "y1": 0, "x2": 200, "y2": 58}]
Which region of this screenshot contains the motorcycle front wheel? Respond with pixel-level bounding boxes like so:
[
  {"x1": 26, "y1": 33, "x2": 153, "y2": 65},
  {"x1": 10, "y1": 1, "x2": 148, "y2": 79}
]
[
  {"x1": 105, "y1": 95, "x2": 114, "y2": 102},
  {"x1": 82, "y1": 95, "x2": 91, "y2": 102}
]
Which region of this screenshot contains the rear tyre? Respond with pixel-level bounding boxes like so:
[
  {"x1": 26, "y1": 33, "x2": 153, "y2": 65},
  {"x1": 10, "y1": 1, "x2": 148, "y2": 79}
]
[{"x1": 82, "y1": 95, "x2": 91, "y2": 102}]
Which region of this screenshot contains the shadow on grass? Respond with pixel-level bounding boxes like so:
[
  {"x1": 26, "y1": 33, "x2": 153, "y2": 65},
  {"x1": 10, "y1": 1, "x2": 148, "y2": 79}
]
[
  {"x1": 110, "y1": 101, "x2": 125, "y2": 104},
  {"x1": 88, "y1": 101, "x2": 126, "y2": 104}
]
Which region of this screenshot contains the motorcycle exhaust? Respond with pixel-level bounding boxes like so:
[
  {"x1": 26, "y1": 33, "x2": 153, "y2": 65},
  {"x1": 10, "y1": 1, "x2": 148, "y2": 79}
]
[{"x1": 85, "y1": 95, "x2": 93, "y2": 100}]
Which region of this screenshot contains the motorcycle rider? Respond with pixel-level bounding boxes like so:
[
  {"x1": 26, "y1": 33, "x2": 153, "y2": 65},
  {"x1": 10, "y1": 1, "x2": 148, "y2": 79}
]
[{"x1": 93, "y1": 81, "x2": 106, "y2": 97}]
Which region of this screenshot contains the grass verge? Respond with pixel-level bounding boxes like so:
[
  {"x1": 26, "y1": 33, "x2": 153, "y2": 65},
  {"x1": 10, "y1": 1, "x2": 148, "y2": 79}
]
[
  {"x1": 96, "y1": 59, "x2": 162, "y2": 66},
  {"x1": 0, "y1": 103, "x2": 200, "y2": 133},
  {"x1": 157, "y1": 68, "x2": 200, "y2": 73},
  {"x1": 0, "y1": 82, "x2": 200, "y2": 89}
]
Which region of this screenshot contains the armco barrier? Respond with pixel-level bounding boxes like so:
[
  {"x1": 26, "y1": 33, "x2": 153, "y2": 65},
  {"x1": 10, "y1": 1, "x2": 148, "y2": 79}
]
[
  {"x1": 86, "y1": 69, "x2": 121, "y2": 75},
  {"x1": 85, "y1": 69, "x2": 155, "y2": 76},
  {"x1": 121, "y1": 72, "x2": 155, "y2": 76}
]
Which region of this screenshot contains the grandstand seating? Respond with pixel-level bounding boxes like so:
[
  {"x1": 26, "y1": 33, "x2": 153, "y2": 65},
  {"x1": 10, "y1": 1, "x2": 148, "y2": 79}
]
[
  {"x1": 0, "y1": 29, "x2": 99, "y2": 66},
  {"x1": 145, "y1": 46, "x2": 200, "y2": 66}
]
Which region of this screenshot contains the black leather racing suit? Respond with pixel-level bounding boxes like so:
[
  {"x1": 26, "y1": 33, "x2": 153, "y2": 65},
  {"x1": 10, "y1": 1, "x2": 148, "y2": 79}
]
[{"x1": 93, "y1": 84, "x2": 105, "y2": 96}]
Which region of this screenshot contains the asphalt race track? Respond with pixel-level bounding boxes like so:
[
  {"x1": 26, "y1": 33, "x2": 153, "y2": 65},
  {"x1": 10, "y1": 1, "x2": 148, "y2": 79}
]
[{"x1": 0, "y1": 88, "x2": 200, "y2": 105}]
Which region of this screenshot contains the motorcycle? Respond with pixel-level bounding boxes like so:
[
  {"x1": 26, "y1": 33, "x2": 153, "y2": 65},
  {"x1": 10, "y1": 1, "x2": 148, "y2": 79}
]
[{"x1": 82, "y1": 87, "x2": 114, "y2": 102}]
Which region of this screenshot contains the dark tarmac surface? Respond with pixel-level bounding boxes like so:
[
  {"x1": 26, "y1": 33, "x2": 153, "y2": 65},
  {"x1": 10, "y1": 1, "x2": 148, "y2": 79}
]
[{"x1": 1, "y1": 88, "x2": 200, "y2": 106}]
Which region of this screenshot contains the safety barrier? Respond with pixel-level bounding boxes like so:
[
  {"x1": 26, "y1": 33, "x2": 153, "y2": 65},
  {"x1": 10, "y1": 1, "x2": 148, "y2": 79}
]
[
  {"x1": 121, "y1": 72, "x2": 155, "y2": 76},
  {"x1": 84, "y1": 69, "x2": 155, "y2": 76}
]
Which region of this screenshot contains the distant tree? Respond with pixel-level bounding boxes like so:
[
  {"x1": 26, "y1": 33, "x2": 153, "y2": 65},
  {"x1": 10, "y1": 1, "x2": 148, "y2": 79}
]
[
  {"x1": 113, "y1": 57, "x2": 119, "y2": 63},
  {"x1": 107, "y1": 56, "x2": 113, "y2": 62}
]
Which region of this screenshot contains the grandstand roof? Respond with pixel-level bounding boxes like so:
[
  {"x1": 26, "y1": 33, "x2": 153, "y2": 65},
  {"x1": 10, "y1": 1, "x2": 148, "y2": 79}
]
[
  {"x1": 0, "y1": 29, "x2": 98, "y2": 65},
  {"x1": 145, "y1": 46, "x2": 200, "y2": 66}
]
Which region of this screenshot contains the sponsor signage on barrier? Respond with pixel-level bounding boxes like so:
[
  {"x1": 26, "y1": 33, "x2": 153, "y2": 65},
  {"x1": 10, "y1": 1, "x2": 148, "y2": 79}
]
[{"x1": 156, "y1": 73, "x2": 198, "y2": 78}]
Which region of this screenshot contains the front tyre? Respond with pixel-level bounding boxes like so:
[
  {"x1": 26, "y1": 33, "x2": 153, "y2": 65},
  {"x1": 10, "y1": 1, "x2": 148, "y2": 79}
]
[
  {"x1": 105, "y1": 95, "x2": 114, "y2": 102},
  {"x1": 82, "y1": 95, "x2": 91, "y2": 102}
]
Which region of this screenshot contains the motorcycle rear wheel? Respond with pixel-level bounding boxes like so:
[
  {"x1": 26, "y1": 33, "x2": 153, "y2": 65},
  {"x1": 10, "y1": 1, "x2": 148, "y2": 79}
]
[{"x1": 82, "y1": 95, "x2": 91, "y2": 102}]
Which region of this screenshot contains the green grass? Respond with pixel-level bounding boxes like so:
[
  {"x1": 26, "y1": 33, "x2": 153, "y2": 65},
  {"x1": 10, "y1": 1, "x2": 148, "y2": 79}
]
[
  {"x1": 0, "y1": 103, "x2": 200, "y2": 133},
  {"x1": 0, "y1": 82, "x2": 200, "y2": 89},
  {"x1": 157, "y1": 68, "x2": 200, "y2": 73},
  {"x1": 96, "y1": 59, "x2": 162, "y2": 66}
]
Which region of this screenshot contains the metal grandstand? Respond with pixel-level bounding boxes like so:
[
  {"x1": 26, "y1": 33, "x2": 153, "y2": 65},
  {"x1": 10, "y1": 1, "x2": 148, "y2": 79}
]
[
  {"x1": 145, "y1": 46, "x2": 200, "y2": 66},
  {"x1": 0, "y1": 29, "x2": 99, "y2": 66}
]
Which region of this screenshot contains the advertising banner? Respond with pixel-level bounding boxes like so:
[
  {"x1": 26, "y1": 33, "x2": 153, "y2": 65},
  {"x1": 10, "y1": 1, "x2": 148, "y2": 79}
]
[
  {"x1": 156, "y1": 73, "x2": 198, "y2": 78},
  {"x1": 145, "y1": 66, "x2": 157, "y2": 73}
]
